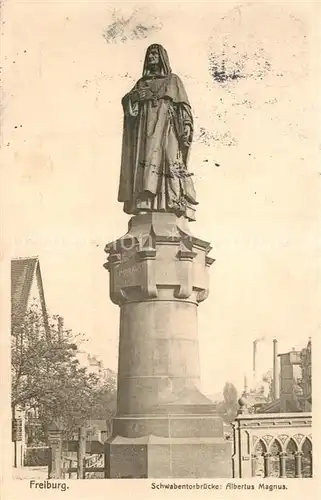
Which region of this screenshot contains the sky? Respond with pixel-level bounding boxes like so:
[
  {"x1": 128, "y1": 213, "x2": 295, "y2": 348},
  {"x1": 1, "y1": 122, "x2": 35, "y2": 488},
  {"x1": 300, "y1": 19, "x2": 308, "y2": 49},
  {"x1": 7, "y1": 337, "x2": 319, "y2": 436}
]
[{"x1": 2, "y1": 0, "x2": 320, "y2": 396}]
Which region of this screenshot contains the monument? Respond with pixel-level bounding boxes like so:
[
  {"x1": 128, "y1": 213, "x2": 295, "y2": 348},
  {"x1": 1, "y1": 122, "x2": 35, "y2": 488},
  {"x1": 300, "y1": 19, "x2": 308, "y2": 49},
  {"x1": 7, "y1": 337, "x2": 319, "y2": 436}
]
[{"x1": 104, "y1": 44, "x2": 231, "y2": 478}]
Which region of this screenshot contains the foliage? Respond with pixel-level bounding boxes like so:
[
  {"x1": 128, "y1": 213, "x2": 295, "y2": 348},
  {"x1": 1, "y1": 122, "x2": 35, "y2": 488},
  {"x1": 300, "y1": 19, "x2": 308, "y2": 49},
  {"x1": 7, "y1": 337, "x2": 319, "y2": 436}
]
[
  {"x1": 11, "y1": 302, "x2": 116, "y2": 438},
  {"x1": 222, "y1": 382, "x2": 238, "y2": 422},
  {"x1": 88, "y1": 371, "x2": 117, "y2": 419}
]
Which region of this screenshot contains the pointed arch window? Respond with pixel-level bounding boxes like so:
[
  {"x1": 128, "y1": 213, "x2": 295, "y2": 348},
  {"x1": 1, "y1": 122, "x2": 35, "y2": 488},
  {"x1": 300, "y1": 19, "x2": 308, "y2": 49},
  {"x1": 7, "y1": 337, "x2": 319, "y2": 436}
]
[
  {"x1": 301, "y1": 438, "x2": 312, "y2": 478},
  {"x1": 285, "y1": 438, "x2": 297, "y2": 478},
  {"x1": 253, "y1": 439, "x2": 266, "y2": 477},
  {"x1": 270, "y1": 439, "x2": 282, "y2": 477}
]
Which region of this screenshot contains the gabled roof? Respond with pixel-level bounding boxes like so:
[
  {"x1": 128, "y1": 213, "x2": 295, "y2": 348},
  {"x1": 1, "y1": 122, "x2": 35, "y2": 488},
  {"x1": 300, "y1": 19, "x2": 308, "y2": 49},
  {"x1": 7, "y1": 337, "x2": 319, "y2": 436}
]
[
  {"x1": 11, "y1": 257, "x2": 38, "y2": 318},
  {"x1": 11, "y1": 257, "x2": 50, "y2": 341}
]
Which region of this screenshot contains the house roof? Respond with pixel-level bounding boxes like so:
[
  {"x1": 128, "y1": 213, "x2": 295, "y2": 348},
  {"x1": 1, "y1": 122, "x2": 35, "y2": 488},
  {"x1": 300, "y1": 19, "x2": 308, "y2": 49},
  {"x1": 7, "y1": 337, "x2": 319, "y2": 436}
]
[
  {"x1": 12, "y1": 257, "x2": 38, "y2": 318},
  {"x1": 11, "y1": 257, "x2": 50, "y2": 340}
]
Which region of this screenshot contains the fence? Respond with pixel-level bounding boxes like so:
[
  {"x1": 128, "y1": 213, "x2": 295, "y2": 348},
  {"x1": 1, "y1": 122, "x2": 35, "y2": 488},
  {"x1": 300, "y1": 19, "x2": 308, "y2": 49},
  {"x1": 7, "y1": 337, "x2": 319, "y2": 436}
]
[
  {"x1": 62, "y1": 453, "x2": 105, "y2": 479},
  {"x1": 48, "y1": 426, "x2": 107, "y2": 479}
]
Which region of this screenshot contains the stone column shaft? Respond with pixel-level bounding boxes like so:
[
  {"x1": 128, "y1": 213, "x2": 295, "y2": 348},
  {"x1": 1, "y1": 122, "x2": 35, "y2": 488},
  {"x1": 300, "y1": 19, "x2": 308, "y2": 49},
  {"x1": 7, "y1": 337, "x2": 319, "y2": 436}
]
[
  {"x1": 279, "y1": 452, "x2": 287, "y2": 478},
  {"x1": 117, "y1": 300, "x2": 200, "y2": 415},
  {"x1": 294, "y1": 452, "x2": 303, "y2": 478},
  {"x1": 264, "y1": 453, "x2": 272, "y2": 478}
]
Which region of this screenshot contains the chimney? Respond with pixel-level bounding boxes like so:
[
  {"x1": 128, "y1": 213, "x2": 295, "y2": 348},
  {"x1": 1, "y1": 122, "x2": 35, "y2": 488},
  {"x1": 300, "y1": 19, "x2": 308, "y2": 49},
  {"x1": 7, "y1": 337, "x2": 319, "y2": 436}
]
[
  {"x1": 253, "y1": 340, "x2": 257, "y2": 388},
  {"x1": 243, "y1": 373, "x2": 248, "y2": 396},
  {"x1": 58, "y1": 316, "x2": 64, "y2": 343},
  {"x1": 272, "y1": 339, "x2": 280, "y2": 400}
]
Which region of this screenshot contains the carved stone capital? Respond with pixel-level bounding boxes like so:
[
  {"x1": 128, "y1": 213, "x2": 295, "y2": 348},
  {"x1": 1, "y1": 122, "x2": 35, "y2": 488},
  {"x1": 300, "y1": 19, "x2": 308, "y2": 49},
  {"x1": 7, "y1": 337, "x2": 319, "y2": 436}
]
[{"x1": 104, "y1": 213, "x2": 213, "y2": 305}]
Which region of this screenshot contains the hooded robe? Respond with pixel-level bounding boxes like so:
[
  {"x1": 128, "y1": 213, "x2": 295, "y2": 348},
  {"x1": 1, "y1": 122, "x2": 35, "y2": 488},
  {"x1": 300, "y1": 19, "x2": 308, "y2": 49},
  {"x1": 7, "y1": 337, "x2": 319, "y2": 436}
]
[{"x1": 117, "y1": 44, "x2": 198, "y2": 221}]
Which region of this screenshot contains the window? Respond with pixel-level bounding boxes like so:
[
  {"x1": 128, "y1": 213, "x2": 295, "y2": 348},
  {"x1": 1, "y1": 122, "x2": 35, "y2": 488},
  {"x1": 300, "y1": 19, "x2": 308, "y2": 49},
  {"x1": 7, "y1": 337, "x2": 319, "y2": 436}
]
[
  {"x1": 285, "y1": 439, "x2": 297, "y2": 478},
  {"x1": 270, "y1": 440, "x2": 282, "y2": 477},
  {"x1": 253, "y1": 440, "x2": 266, "y2": 477},
  {"x1": 301, "y1": 438, "x2": 312, "y2": 478}
]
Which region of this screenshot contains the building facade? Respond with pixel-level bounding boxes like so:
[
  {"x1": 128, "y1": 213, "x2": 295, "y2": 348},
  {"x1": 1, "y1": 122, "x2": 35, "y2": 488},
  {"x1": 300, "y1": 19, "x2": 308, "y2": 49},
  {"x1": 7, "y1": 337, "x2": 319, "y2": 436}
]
[
  {"x1": 232, "y1": 339, "x2": 312, "y2": 478},
  {"x1": 11, "y1": 257, "x2": 50, "y2": 466},
  {"x1": 232, "y1": 410, "x2": 312, "y2": 478}
]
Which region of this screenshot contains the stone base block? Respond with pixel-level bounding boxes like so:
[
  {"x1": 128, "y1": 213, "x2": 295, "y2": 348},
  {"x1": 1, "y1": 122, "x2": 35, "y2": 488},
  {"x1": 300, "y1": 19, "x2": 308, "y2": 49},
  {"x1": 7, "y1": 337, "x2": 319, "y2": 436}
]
[
  {"x1": 105, "y1": 435, "x2": 232, "y2": 478},
  {"x1": 112, "y1": 413, "x2": 224, "y2": 439}
]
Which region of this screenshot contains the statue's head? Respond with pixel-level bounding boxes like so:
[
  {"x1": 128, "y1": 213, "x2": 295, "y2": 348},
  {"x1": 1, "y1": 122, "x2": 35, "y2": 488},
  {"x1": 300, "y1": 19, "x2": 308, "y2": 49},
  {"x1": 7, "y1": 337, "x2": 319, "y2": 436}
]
[
  {"x1": 146, "y1": 45, "x2": 160, "y2": 67},
  {"x1": 143, "y1": 44, "x2": 172, "y2": 77}
]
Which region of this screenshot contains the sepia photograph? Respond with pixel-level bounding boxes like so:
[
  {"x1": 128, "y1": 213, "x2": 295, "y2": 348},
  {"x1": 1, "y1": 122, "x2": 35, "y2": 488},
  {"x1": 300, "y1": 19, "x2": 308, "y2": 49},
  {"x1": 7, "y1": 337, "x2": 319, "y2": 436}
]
[{"x1": 0, "y1": 0, "x2": 319, "y2": 496}]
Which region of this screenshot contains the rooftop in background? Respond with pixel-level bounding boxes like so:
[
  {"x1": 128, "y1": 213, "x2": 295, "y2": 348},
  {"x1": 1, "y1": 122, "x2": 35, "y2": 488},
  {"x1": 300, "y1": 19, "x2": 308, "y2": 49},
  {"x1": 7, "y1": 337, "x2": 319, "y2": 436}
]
[{"x1": 11, "y1": 257, "x2": 50, "y2": 340}]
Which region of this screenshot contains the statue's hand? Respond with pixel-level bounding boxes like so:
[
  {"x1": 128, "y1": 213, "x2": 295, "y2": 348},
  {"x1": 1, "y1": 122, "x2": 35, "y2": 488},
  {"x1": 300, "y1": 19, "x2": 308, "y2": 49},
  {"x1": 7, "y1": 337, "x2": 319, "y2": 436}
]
[
  {"x1": 132, "y1": 88, "x2": 152, "y2": 101},
  {"x1": 138, "y1": 89, "x2": 148, "y2": 100}
]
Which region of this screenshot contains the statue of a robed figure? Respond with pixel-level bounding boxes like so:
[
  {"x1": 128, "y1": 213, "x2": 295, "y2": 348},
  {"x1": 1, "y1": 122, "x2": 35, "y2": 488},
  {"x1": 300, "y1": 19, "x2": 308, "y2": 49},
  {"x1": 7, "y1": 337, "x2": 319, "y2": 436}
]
[{"x1": 118, "y1": 44, "x2": 198, "y2": 221}]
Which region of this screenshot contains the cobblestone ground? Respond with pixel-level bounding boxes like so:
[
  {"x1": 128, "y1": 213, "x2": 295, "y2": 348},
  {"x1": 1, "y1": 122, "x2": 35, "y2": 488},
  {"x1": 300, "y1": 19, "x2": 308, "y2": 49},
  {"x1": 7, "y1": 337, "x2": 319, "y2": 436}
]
[{"x1": 12, "y1": 466, "x2": 47, "y2": 480}]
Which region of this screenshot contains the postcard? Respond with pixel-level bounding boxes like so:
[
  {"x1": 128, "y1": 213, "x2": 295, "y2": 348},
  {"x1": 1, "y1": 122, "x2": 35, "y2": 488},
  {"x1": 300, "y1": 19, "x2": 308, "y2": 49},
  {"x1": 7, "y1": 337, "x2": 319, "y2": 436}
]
[{"x1": 0, "y1": 1, "x2": 320, "y2": 499}]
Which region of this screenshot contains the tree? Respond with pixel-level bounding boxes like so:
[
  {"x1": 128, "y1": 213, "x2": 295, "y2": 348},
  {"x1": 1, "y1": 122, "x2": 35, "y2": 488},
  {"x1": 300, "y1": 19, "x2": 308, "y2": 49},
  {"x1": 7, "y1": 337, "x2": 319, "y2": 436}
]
[
  {"x1": 223, "y1": 382, "x2": 238, "y2": 422},
  {"x1": 87, "y1": 374, "x2": 117, "y2": 434},
  {"x1": 11, "y1": 302, "x2": 117, "y2": 440}
]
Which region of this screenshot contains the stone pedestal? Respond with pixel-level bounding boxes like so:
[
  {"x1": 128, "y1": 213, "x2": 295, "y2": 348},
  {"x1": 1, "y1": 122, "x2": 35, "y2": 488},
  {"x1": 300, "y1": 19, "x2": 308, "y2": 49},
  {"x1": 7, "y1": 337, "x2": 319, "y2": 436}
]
[{"x1": 104, "y1": 212, "x2": 231, "y2": 478}]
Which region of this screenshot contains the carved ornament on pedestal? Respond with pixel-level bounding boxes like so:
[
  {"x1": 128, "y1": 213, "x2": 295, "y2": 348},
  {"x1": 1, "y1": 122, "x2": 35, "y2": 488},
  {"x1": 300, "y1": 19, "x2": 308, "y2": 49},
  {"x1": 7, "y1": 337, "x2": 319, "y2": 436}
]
[{"x1": 104, "y1": 213, "x2": 214, "y2": 306}]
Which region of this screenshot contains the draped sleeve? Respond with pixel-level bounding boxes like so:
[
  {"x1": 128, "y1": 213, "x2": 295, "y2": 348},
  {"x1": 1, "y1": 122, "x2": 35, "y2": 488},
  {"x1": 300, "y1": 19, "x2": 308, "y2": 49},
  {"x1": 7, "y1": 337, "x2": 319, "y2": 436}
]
[{"x1": 121, "y1": 90, "x2": 139, "y2": 117}]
